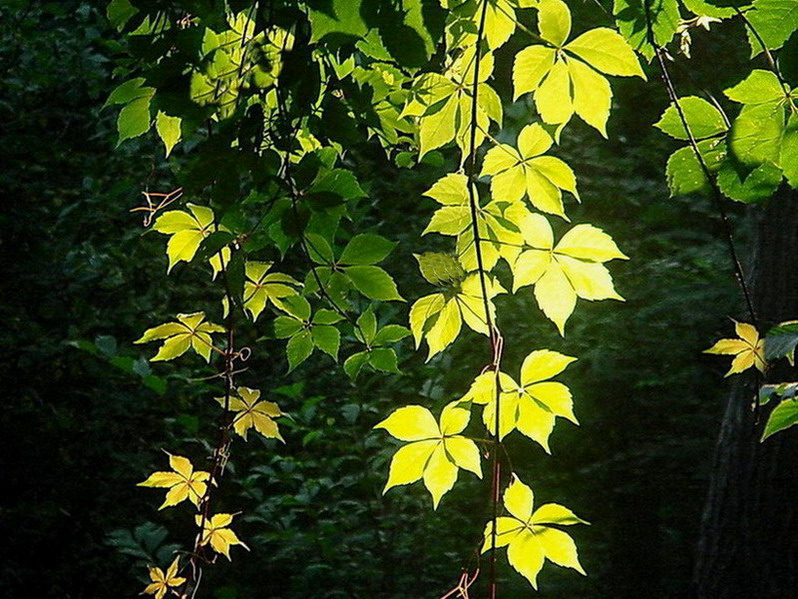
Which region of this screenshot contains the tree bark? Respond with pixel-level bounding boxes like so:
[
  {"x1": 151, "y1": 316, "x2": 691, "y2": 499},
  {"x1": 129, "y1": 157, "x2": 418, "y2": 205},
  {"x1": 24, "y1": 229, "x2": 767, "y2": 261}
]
[{"x1": 695, "y1": 187, "x2": 798, "y2": 598}]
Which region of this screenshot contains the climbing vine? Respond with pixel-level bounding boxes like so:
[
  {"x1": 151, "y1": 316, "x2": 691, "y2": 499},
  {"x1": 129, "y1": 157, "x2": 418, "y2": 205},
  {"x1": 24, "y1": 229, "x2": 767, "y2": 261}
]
[{"x1": 106, "y1": 0, "x2": 798, "y2": 596}]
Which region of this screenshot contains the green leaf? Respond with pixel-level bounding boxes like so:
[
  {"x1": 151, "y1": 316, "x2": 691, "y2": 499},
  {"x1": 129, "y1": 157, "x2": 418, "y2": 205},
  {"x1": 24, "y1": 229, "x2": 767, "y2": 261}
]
[
  {"x1": 724, "y1": 70, "x2": 786, "y2": 105},
  {"x1": 369, "y1": 348, "x2": 401, "y2": 373},
  {"x1": 308, "y1": 0, "x2": 368, "y2": 42},
  {"x1": 155, "y1": 111, "x2": 181, "y2": 157},
  {"x1": 654, "y1": 97, "x2": 727, "y2": 140},
  {"x1": 745, "y1": 0, "x2": 798, "y2": 56},
  {"x1": 681, "y1": 0, "x2": 738, "y2": 18},
  {"x1": 414, "y1": 252, "x2": 466, "y2": 286},
  {"x1": 780, "y1": 113, "x2": 798, "y2": 187},
  {"x1": 286, "y1": 331, "x2": 314, "y2": 372},
  {"x1": 309, "y1": 168, "x2": 366, "y2": 200},
  {"x1": 357, "y1": 308, "x2": 377, "y2": 344},
  {"x1": 117, "y1": 95, "x2": 153, "y2": 144},
  {"x1": 373, "y1": 325, "x2": 411, "y2": 345},
  {"x1": 343, "y1": 351, "x2": 370, "y2": 379},
  {"x1": 665, "y1": 139, "x2": 726, "y2": 196},
  {"x1": 272, "y1": 316, "x2": 304, "y2": 339},
  {"x1": 311, "y1": 325, "x2": 341, "y2": 360},
  {"x1": 762, "y1": 398, "x2": 798, "y2": 441},
  {"x1": 613, "y1": 0, "x2": 679, "y2": 59},
  {"x1": 339, "y1": 234, "x2": 396, "y2": 265},
  {"x1": 717, "y1": 160, "x2": 782, "y2": 203},
  {"x1": 305, "y1": 233, "x2": 335, "y2": 264},
  {"x1": 106, "y1": 78, "x2": 150, "y2": 106},
  {"x1": 344, "y1": 265, "x2": 404, "y2": 301},
  {"x1": 107, "y1": 0, "x2": 138, "y2": 30},
  {"x1": 764, "y1": 320, "x2": 798, "y2": 364},
  {"x1": 729, "y1": 102, "x2": 785, "y2": 166}
]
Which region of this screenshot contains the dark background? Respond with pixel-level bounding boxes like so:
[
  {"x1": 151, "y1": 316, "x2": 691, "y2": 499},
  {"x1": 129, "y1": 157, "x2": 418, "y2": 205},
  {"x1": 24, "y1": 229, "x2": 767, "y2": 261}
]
[{"x1": 0, "y1": 2, "x2": 762, "y2": 597}]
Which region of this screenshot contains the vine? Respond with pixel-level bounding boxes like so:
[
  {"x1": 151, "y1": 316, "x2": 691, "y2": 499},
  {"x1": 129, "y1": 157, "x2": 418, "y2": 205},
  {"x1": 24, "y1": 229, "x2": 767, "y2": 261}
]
[{"x1": 109, "y1": 0, "x2": 646, "y2": 595}]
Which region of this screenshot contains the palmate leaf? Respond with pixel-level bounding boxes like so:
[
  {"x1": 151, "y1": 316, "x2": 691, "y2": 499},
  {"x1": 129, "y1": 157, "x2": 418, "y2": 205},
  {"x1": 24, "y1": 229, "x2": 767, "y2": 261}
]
[
  {"x1": 242, "y1": 261, "x2": 301, "y2": 321},
  {"x1": 215, "y1": 387, "x2": 283, "y2": 442},
  {"x1": 138, "y1": 454, "x2": 210, "y2": 510},
  {"x1": 375, "y1": 402, "x2": 482, "y2": 509},
  {"x1": 461, "y1": 349, "x2": 577, "y2": 450},
  {"x1": 196, "y1": 513, "x2": 249, "y2": 560},
  {"x1": 270, "y1": 296, "x2": 344, "y2": 371},
  {"x1": 482, "y1": 476, "x2": 587, "y2": 589},
  {"x1": 402, "y1": 46, "x2": 502, "y2": 159},
  {"x1": 143, "y1": 556, "x2": 185, "y2": 599},
  {"x1": 511, "y1": 213, "x2": 628, "y2": 334},
  {"x1": 409, "y1": 271, "x2": 505, "y2": 360},
  {"x1": 704, "y1": 320, "x2": 766, "y2": 376},
  {"x1": 421, "y1": 173, "x2": 524, "y2": 270},
  {"x1": 481, "y1": 123, "x2": 578, "y2": 219},
  {"x1": 152, "y1": 204, "x2": 229, "y2": 273},
  {"x1": 135, "y1": 312, "x2": 225, "y2": 362},
  {"x1": 513, "y1": 0, "x2": 645, "y2": 136}
]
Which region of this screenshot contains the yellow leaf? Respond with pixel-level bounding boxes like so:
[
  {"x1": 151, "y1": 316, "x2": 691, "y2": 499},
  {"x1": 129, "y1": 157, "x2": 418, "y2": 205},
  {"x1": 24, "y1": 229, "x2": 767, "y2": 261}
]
[
  {"x1": 565, "y1": 27, "x2": 646, "y2": 78},
  {"x1": 136, "y1": 312, "x2": 224, "y2": 362},
  {"x1": 482, "y1": 476, "x2": 587, "y2": 589},
  {"x1": 143, "y1": 556, "x2": 185, "y2": 599},
  {"x1": 216, "y1": 387, "x2": 284, "y2": 441},
  {"x1": 705, "y1": 320, "x2": 766, "y2": 376},
  {"x1": 138, "y1": 454, "x2": 210, "y2": 510},
  {"x1": 536, "y1": 60, "x2": 573, "y2": 125},
  {"x1": 513, "y1": 45, "x2": 556, "y2": 100},
  {"x1": 568, "y1": 58, "x2": 612, "y2": 137},
  {"x1": 538, "y1": 0, "x2": 571, "y2": 46},
  {"x1": 376, "y1": 403, "x2": 481, "y2": 508},
  {"x1": 196, "y1": 513, "x2": 248, "y2": 560}
]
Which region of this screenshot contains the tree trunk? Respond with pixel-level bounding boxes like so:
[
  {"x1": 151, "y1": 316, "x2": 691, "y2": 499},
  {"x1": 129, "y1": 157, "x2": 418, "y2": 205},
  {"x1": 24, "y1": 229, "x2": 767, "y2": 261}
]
[{"x1": 695, "y1": 187, "x2": 798, "y2": 598}]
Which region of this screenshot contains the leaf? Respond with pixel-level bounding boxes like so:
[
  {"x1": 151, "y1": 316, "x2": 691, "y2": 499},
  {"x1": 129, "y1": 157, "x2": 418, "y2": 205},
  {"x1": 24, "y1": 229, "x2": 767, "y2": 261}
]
[
  {"x1": 481, "y1": 476, "x2": 587, "y2": 589},
  {"x1": 155, "y1": 111, "x2": 181, "y2": 157},
  {"x1": 286, "y1": 331, "x2": 314, "y2": 372},
  {"x1": 138, "y1": 454, "x2": 209, "y2": 510},
  {"x1": 654, "y1": 96, "x2": 728, "y2": 140},
  {"x1": 242, "y1": 262, "x2": 301, "y2": 321},
  {"x1": 215, "y1": 387, "x2": 283, "y2": 441},
  {"x1": 135, "y1": 312, "x2": 225, "y2": 362},
  {"x1": 196, "y1": 513, "x2": 248, "y2": 560},
  {"x1": 665, "y1": 138, "x2": 726, "y2": 196},
  {"x1": 513, "y1": 3, "x2": 644, "y2": 134},
  {"x1": 512, "y1": 216, "x2": 627, "y2": 334},
  {"x1": 764, "y1": 320, "x2": 798, "y2": 364},
  {"x1": 117, "y1": 94, "x2": 153, "y2": 144},
  {"x1": 142, "y1": 557, "x2": 185, "y2": 599},
  {"x1": 745, "y1": 0, "x2": 798, "y2": 56},
  {"x1": 779, "y1": 113, "x2": 798, "y2": 187},
  {"x1": 339, "y1": 234, "x2": 396, "y2": 265},
  {"x1": 481, "y1": 123, "x2": 578, "y2": 218},
  {"x1": 410, "y1": 274, "x2": 504, "y2": 359},
  {"x1": 762, "y1": 398, "x2": 798, "y2": 441},
  {"x1": 717, "y1": 160, "x2": 783, "y2": 203},
  {"x1": 153, "y1": 204, "x2": 222, "y2": 273},
  {"x1": 704, "y1": 320, "x2": 766, "y2": 376},
  {"x1": 375, "y1": 402, "x2": 481, "y2": 508},
  {"x1": 724, "y1": 70, "x2": 786, "y2": 105},
  {"x1": 613, "y1": 0, "x2": 680, "y2": 58},
  {"x1": 414, "y1": 252, "x2": 467, "y2": 286},
  {"x1": 344, "y1": 265, "x2": 404, "y2": 301},
  {"x1": 565, "y1": 28, "x2": 646, "y2": 77}
]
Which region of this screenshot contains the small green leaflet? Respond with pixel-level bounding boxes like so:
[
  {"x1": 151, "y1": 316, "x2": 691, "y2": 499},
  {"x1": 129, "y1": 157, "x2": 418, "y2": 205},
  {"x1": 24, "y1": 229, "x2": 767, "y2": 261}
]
[{"x1": 270, "y1": 296, "x2": 344, "y2": 372}]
